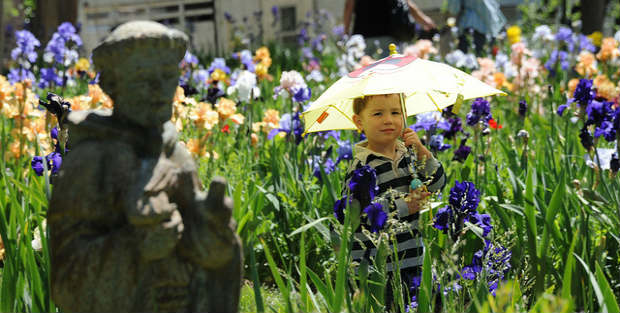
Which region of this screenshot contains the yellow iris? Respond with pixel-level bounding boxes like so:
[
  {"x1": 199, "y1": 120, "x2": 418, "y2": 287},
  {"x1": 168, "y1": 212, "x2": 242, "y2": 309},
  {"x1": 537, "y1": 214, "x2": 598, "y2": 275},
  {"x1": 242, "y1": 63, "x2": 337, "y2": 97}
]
[
  {"x1": 588, "y1": 31, "x2": 603, "y2": 47},
  {"x1": 210, "y1": 68, "x2": 227, "y2": 81},
  {"x1": 75, "y1": 58, "x2": 90, "y2": 72},
  {"x1": 506, "y1": 25, "x2": 521, "y2": 44}
]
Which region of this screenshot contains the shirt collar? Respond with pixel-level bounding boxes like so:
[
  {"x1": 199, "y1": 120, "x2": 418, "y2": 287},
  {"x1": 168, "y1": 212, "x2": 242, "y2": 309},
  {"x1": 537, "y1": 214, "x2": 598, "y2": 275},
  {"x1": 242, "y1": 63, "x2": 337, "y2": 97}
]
[{"x1": 353, "y1": 139, "x2": 408, "y2": 164}]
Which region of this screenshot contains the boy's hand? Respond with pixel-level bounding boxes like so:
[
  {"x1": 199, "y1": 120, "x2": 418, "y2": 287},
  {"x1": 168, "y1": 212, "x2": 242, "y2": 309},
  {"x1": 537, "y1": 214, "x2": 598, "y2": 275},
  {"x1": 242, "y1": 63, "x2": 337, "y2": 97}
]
[
  {"x1": 406, "y1": 187, "x2": 431, "y2": 214},
  {"x1": 402, "y1": 128, "x2": 423, "y2": 148}
]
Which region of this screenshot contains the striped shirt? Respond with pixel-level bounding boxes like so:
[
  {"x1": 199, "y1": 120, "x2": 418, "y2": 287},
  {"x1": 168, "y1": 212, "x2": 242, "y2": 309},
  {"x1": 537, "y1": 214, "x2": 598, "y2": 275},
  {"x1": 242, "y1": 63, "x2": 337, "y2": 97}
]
[{"x1": 342, "y1": 139, "x2": 446, "y2": 271}]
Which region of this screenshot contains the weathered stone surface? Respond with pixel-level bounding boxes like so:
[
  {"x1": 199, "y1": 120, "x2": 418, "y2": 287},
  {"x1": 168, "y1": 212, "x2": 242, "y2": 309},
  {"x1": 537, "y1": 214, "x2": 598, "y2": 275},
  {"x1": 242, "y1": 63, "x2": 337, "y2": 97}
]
[{"x1": 48, "y1": 21, "x2": 242, "y2": 313}]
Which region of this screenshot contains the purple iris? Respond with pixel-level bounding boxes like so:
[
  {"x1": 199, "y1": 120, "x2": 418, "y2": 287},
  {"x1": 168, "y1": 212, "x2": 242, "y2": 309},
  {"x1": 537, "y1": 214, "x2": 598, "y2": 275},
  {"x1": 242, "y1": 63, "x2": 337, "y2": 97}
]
[
  {"x1": 412, "y1": 112, "x2": 439, "y2": 131},
  {"x1": 432, "y1": 205, "x2": 452, "y2": 231},
  {"x1": 45, "y1": 152, "x2": 63, "y2": 174},
  {"x1": 333, "y1": 195, "x2": 349, "y2": 224},
  {"x1": 449, "y1": 180, "x2": 481, "y2": 215},
  {"x1": 332, "y1": 25, "x2": 345, "y2": 39},
  {"x1": 579, "y1": 126, "x2": 594, "y2": 151},
  {"x1": 311, "y1": 155, "x2": 336, "y2": 182},
  {"x1": 544, "y1": 50, "x2": 569, "y2": 76},
  {"x1": 292, "y1": 85, "x2": 312, "y2": 103},
  {"x1": 467, "y1": 212, "x2": 493, "y2": 236},
  {"x1": 8, "y1": 68, "x2": 36, "y2": 84},
  {"x1": 573, "y1": 79, "x2": 595, "y2": 107},
  {"x1": 577, "y1": 34, "x2": 596, "y2": 52},
  {"x1": 207, "y1": 58, "x2": 231, "y2": 75},
  {"x1": 557, "y1": 102, "x2": 570, "y2": 116},
  {"x1": 181, "y1": 50, "x2": 199, "y2": 67},
  {"x1": 45, "y1": 22, "x2": 82, "y2": 65},
  {"x1": 267, "y1": 112, "x2": 304, "y2": 144},
  {"x1": 349, "y1": 165, "x2": 379, "y2": 207},
  {"x1": 518, "y1": 99, "x2": 527, "y2": 117},
  {"x1": 453, "y1": 141, "x2": 471, "y2": 162},
  {"x1": 585, "y1": 100, "x2": 617, "y2": 142},
  {"x1": 429, "y1": 134, "x2": 451, "y2": 152},
  {"x1": 31, "y1": 156, "x2": 45, "y2": 176},
  {"x1": 466, "y1": 98, "x2": 492, "y2": 126},
  {"x1": 11, "y1": 29, "x2": 40, "y2": 63},
  {"x1": 363, "y1": 202, "x2": 387, "y2": 233},
  {"x1": 311, "y1": 36, "x2": 325, "y2": 52},
  {"x1": 336, "y1": 140, "x2": 353, "y2": 164},
  {"x1": 51, "y1": 127, "x2": 59, "y2": 140},
  {"x1": 298, "y1": 27, "x2": 310, "y2": 46},
  {"x1": 443, "y1": 117, "x2": 463, "y2": 139},
  {"x1": 555, "y1": 26, "x2": 574, "y2": 52},
  {"x1": 38, "y1": 67, "x2": 64, "y2": 89}
]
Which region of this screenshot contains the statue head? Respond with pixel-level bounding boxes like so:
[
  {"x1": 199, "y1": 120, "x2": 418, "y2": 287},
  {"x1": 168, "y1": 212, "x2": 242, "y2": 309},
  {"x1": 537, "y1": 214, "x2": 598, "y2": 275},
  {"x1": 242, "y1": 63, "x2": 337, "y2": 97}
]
[{"x1": 92, "y1": 21, "x2": 188, "y2": 128}]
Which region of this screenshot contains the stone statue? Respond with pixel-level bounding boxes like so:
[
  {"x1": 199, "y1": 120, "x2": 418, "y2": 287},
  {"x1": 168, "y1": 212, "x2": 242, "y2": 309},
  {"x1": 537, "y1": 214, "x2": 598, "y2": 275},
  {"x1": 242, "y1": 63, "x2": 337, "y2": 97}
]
[{"x1": 47, "y1": 21, "x2": 242, "y2": 312}]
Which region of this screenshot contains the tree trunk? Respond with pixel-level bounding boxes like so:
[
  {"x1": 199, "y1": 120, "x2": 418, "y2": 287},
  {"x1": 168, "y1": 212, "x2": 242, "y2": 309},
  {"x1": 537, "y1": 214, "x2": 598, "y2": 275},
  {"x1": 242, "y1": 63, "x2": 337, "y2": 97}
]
[
  {"x1": 32, "y1": 0, "x2": 78, "y2": 45},
  {"x1": 580, "y1": 0, "x2": 609, "y2": 34}
]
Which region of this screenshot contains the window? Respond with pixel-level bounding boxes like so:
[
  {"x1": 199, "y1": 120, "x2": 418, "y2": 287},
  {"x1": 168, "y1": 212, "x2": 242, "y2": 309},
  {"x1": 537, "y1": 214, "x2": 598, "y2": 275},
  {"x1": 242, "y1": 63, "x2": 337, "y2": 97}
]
[{"x1": 280, "y1": 6, "x2": 296, "y2": 32}]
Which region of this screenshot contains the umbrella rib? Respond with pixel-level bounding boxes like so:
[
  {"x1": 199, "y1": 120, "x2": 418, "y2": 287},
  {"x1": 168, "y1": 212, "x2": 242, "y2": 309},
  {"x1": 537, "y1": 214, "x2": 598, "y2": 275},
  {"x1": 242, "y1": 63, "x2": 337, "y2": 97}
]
[{"x1": 426, "y1": 92, "x2": 443, "y2": 112}]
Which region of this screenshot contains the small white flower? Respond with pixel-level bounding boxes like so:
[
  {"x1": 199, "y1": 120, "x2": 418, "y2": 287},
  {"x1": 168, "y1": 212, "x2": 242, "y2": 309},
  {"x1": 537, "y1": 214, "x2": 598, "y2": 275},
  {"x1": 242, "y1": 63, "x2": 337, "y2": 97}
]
[
  {"x1": 31, "y1": 219, "x2": 47, "y2": 252},
  {"x1": 306, "y1": 70, "x2": 324, "y2": 82}
]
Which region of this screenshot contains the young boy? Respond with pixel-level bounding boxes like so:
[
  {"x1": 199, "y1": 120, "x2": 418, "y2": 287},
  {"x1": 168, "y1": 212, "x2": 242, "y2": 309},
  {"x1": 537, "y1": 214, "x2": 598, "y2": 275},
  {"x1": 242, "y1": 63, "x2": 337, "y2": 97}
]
[{"x1": 344, "y1": 93, "x2": 446, "y2": 307}]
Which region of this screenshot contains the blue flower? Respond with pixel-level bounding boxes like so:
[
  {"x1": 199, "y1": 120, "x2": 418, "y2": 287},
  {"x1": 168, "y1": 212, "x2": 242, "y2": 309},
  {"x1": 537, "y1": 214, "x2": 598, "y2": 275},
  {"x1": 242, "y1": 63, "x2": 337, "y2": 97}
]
[
  {"x1": 332, "y1": 25, "x2": 345, "y2": 39},
  {"x1": 336, "y1": 140, "x2": 353, "y2": 163},
  {"x1": 207, "y1": 58, "x2": 231, "y2": 74},
  {"x1": 433, "y1": 205, "x2": 452, "y2": 231},
  {"x1": 181, "y1": 50, "x2": 198, "y2": 67},
  {"x1": 518, "y1": 99, "x2": 528, "y2": 117},
  {"x1": 412, "y1": 112, "x2": 440, "y2": 131},
  {"x1": 577, "y1": 34, "x2": 596, "y2": 52},
  {"x1": 224, "y1": 12, "x2": 235, "y2": 23},
  {"x1": 51, "y1": 127, "x2": 59, "y2": 140},
  {"x1": 8, "y1": 68, "x2": 35, "y2": 84},
  {"x1": 11, "y1": 30, "x2": 40, "y2": 63},
  {"x1": 31, "y1": 156, "x2": 45, "y2": 176},
  {"x1": 44, "y1": 22, "x2": 82, "y2": 66},
  {"x1": 449, "y1": 181, "x2": 480, "y2": 216},
  {"x1": 555, "y1": 26, "x2": 574, "y2": 51},
  {"x1": 573, "y1": 79, "x2": 595, "y2": 107},
  {"x1": 363, "y1": 202, "x2": 386, "y2": 233},
  {"x1": 579, "y1": 126, "x2": 594, "y2": 151},
  {"x1": 45, "y1": 152, "x2": 62, "y2": 174},
  {"x1": 267, "y1": 112, "x2": 304, "y2": 144},
  {"x1": 333, "y1": 196, "x2": 349, "y2": 224},
  {"x1": 349, "y1": 165, "x2": 379, "y2": 207},
  {"x1": 443, "y1": 117, "x2": 463, "y2": 139},
  {"x1": 544, "y1": 50, "x2": 569, "y2": 76},
  {"x1": 557, "y1": 102, "x2": 569, "y2": 116},
  {"x1": 292, "y1": 85, "x2": 312, "y2": 103},
  {"x1": 38, "y1": 67, "x2": 64, "y2": 89},
  {"x1": 467, "y1": 212, "x2": 493, "y2": 237},
  {"x1": 453, "y1": 141, "x2": 471, "y2": 162},
  {"x1": 466, "y1": 98, "x2": 492, "y2": 126},
  {"x1": 429, "y1": 134, "x2": 451, "y2": 152}
]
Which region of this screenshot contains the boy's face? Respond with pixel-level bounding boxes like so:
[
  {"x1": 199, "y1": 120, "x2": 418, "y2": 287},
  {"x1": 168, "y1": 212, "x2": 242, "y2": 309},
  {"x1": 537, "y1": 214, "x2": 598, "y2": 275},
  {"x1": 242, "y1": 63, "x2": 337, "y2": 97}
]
[{"x1": 353, "y1": 94, "x2": 404, "y2": 146}]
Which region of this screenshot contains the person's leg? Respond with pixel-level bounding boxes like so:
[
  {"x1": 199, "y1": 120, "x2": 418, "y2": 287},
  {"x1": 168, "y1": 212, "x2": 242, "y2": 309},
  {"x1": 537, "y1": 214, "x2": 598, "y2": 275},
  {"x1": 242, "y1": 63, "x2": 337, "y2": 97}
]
[{"x1": 473, "y1": 30, "x2": 487, "y2": 56}]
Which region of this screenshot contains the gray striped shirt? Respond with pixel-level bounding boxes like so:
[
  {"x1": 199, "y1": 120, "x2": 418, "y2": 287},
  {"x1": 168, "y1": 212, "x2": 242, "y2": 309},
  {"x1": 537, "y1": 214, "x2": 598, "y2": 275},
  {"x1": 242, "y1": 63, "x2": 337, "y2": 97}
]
[{"x1": 342, "y1": 140, "x2": 446, "y2": 271}]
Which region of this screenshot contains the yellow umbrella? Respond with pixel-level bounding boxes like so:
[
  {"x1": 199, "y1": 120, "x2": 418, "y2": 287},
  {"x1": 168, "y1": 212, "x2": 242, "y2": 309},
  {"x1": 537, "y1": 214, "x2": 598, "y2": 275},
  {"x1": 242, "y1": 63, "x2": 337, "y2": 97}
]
[{"x1": 301, "y1": 44, "x2": 506, "y2": 135}]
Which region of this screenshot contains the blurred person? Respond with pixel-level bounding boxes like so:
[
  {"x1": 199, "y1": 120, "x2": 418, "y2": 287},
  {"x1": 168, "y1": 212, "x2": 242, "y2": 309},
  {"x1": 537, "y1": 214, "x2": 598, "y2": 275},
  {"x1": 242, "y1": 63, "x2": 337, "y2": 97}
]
[
  {"x1": 344, "y1": 0, "x2": 437, "y2": 57},
  {"x1": 447, "y1": 0, "x2": 506, "y2": 56}
]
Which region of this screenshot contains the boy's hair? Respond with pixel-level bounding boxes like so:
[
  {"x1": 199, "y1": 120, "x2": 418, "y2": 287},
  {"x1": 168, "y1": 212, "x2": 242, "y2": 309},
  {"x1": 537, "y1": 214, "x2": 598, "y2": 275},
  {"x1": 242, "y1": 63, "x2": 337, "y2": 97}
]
[{"x1": 352, "y1": 94, "x2": 397, "y2": 115}]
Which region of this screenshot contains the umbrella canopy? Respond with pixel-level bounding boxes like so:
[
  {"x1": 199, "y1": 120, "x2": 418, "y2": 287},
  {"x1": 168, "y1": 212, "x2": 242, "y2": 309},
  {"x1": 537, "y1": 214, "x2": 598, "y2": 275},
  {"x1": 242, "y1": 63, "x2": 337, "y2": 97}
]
[{"x1": 302, "y1": 51, "x2": 506, "y2": 135}]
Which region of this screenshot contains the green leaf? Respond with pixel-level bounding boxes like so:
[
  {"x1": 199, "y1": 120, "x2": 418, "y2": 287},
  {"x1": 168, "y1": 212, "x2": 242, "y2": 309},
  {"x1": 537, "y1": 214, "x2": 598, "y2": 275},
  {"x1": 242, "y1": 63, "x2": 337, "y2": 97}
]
[
  {"x1": 561, "y1": 234, "x2": 578, "y2": 300},
  {"x1": 574, "y1": 254, "x2": 606, "y2": 313},
  {"x1": 288, "y1": 217, "x2": 331, "y2": 237},
  {"x1": 418, "y1": 246, "x2": 433, "y2": 313},
  {"x1": 259, "y1": 238, "x2": 292, "y2": 313},
  {"x1": 594, "y1": 262, "x2": 620, "y2": 313}
]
